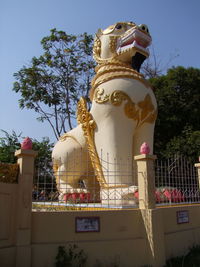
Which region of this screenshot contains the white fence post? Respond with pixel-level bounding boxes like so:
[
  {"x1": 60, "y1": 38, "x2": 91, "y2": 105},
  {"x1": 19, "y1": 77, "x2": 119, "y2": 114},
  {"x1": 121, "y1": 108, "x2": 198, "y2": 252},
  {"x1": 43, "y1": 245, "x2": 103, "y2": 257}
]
[
  {"x1": 134, "y1": 154, "x2": 166, "y2": 267},
  {"x1": 195, "y1": 162, "x2": 200, "y2": 189},
  {"x1": 15, "y1": 149, "x2": 37, "y2": 267},
  {"x1": 134, "y1": 154, "x2": 157, "y2": 209}
]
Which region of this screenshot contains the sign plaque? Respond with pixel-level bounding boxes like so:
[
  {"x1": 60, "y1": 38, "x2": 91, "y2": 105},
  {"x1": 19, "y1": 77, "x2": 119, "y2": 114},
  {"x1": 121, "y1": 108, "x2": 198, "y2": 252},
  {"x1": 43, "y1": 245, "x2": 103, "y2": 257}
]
[
  {"x1": 75, "y1": 217, "x2": 100, "y2": 233},
  {"x1": 177, "y1": 210, "x2": 189, "y2": 224}
]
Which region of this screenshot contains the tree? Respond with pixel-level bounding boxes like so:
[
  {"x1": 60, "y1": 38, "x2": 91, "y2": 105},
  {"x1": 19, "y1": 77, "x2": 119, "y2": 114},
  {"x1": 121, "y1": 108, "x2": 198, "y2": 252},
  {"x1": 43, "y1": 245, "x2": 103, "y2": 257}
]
[
  {"x1": 141, "y1": 46, "x2": 179, "y2": 79},
  {"x1": 0, "y1": 130, "x2": 55, "y2": 196},
  {"x1": 141, "y1": 47, "x2": 163, "y2": 78},
  {"x1": 0, "y1": 130, "x2": 22, "y2": 163},
  {"x1": 13, "y1": 29, "x2": 95, "y2": 140},
  {"x1": 0, "y1": 129, "x2": 53, "y2": 173},
  {"x1": 32, "y1": 137, "x2": 54, "y2": 191},
  {"x1": 164, "y1": 126, "x2": 200, "y2": 161},
  {"x1": 151, "y1": 66, "x2": 200, "y2": 162}
]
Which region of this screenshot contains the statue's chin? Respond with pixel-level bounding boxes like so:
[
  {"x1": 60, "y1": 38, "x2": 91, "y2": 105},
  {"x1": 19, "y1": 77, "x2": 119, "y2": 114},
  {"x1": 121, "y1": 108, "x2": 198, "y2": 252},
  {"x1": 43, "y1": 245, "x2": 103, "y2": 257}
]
[{"x1": 131, "y1": 52, "x2": 146, "y2": 72}]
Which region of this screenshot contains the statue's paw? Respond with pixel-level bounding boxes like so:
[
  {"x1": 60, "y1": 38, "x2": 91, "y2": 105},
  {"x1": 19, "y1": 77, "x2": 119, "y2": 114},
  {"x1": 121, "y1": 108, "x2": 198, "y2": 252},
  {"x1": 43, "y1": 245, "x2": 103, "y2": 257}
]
[{"x1": 121, "y1": 186, "x2": 138, "y2": 205}]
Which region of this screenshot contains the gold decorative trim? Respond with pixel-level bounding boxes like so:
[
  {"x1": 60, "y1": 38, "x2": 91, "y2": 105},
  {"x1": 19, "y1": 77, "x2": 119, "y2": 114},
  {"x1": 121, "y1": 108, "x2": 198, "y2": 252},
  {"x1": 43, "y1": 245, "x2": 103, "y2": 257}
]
[
  {"x1": 102, "y1": 22, "x2": 136, "y2": 35},
  {"x1": 0, "y1": 163, "x2": 19, "y2": 183},
  {"x1": 110, "y1": 91, "x2": 140, "y2": 121},
  {"x1": 93, "y1": 34, "x2": 130, "y2": 66},
  {"x1": 94, "y1": 88, "x2": 157, "y2": 126},
  {"x1": 90, "y1": 63, "x2": 151, "y2": 100},
  {"x1": 77, "y1": 97, "x2": 108, "y2": 188},
  {"x1": 59, "y1": 133, "x2": 82, "y2": 147},
  {"x1": 138, "y1": 94, "x2": 157, "y2": 124},
  {"x1": 93, "y1": 88, "x2": 110, "y2": 103},
  {"x1": 93, "y1": 35, "x2": 102, "y2": 62},
  {"x1": 109, "y1": 36, "x2": 118, "y2": 54}
]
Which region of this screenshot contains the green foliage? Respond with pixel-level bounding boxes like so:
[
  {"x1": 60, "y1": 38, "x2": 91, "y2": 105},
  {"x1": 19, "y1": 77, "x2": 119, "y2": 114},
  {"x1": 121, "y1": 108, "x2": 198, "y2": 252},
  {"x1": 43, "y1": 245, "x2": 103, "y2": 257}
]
[
  {"x1": 55, "y1": 245, "x2": 87, "y2": 267},
  {"x1": 0, "y1": 130, "x2": 55, "y2": 195},
  {"x1": 0, "y1": 130, "x2": 22, "y2": 163},
  {"x1": 0, "y1": 129, "x2": 54, "y2": 181},
  {"x1": 164, "y1": 127, "x2": 200, "y2": 162},
  {"x1": 31, "y1": 137, "x2": 55, "y2": 190},
  {"x1": 0, "y1": 130, "x2": 53, "y2": 164},
  {"x1": 13, "y1": 29, "x2": 95, "y2": 140},
  {"x1": 151, "y1": 66, "x2": 200, "y2": 162},
  {"x1": 32, "y1": 136, "x2": 53, "y2": 172},
  {"x1": 165, "y1": 245, "x2": 200, "y2": 267}
]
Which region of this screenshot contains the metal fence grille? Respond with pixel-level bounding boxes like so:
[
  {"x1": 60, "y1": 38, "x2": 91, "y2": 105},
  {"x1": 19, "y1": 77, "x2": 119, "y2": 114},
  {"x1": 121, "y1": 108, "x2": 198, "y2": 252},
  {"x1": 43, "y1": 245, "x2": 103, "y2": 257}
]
[
  {"x1": 155, "y1": 155, "x2": 199, "y2": 206},
  {"x1": 32, "y1": 154, "x2": 199, "y2": 210},
  {"x1": 32, "y1": 154, "x2": 138, "y2": 210}
]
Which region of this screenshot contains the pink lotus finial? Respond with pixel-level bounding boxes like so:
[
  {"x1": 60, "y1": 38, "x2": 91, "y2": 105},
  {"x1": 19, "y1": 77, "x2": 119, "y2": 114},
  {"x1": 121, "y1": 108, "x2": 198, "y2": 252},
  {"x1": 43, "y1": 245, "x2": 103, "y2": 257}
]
[
  {"x1": 21, "y1": 137, "x2": 33, "y2": 150},
  {"x1": 140, "y1": 142, "x2": 150, "y2": 155}
]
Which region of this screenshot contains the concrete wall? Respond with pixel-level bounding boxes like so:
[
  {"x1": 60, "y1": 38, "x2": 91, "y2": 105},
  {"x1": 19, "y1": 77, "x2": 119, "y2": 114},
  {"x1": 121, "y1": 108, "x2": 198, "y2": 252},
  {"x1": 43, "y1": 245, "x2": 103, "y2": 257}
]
[
  {"x1": 30, "y1": 205, "x2": 200, "y2": 267},
  {"x1": 0, "y1": 183, "x2": 17, "y2": 267},
  {"x1": 0, "y1": 149, "x2": 37, "y2": 267},
  {"x1": 163, "y1": 205, "x2": 200, "y2": 259},
  {"x1": 31, "y1": 209, "x2": 148, "y2": 267}
]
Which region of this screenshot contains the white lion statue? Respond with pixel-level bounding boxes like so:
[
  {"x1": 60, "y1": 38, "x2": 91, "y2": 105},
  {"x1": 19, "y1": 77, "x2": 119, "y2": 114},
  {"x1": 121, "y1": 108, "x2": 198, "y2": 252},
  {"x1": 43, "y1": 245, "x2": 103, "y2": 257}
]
[{"x1": 52, "y1": 22, "x2": 157, "y2": 204}]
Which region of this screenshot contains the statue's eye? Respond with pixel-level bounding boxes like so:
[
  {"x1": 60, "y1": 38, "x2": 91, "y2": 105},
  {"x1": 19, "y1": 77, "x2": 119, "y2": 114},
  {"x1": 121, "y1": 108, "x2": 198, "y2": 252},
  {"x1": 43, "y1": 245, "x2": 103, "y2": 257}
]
[
  {"x1": 139, "y1": 24, "x2": 150, "y2": 34},
  {"x1": 142, "y1": 25, "x2": 149, "y2": 33},
  {"x1": 116, "y1": 24, "x2": 122, "y2": 30}
]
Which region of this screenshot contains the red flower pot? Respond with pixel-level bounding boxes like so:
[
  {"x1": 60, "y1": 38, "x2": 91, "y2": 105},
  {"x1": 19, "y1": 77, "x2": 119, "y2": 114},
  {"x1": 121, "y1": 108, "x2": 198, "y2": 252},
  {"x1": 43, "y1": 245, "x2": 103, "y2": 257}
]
[
  {"x1": 80, "y1": 193, "x2": 86, "y2": 202},
  {"x1": 72, "y1": 193, "x2": 79, "y2": 202},
  {"x1": 63, "y1": 193, "x2": 72, "y2": 202}
]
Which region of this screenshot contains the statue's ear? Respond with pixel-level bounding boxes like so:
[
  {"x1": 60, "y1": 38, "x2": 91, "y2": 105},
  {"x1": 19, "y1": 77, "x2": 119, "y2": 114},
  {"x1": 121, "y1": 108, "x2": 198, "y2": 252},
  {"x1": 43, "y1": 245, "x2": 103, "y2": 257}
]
[
  {"x1": 93, "y1": 30, "x2": 102, "y2": 59},
  {"x1": 95, "y1": 28, "x2": 103, "y2": 38}
]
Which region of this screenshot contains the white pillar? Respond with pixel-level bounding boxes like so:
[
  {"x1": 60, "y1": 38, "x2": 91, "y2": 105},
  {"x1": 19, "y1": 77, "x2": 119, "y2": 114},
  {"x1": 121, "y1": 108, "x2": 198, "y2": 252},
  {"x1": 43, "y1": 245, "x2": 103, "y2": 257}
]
[{"x1": 15, "y1": 149, "x2": 37, "y2": 267}]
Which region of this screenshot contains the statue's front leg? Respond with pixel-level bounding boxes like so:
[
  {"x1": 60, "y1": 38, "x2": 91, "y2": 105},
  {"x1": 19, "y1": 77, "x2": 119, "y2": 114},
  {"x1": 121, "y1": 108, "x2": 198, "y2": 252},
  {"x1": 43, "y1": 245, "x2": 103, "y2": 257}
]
[{"x1": 52, "y1": 125, "x2": 90, "y2": 200}]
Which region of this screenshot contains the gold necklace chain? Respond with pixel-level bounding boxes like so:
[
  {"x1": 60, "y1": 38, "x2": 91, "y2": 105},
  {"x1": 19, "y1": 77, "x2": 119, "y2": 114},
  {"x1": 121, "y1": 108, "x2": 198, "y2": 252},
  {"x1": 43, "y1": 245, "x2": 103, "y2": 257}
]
[{"x1": 90, "y1": 63, "x2": 151, "y2": 100}]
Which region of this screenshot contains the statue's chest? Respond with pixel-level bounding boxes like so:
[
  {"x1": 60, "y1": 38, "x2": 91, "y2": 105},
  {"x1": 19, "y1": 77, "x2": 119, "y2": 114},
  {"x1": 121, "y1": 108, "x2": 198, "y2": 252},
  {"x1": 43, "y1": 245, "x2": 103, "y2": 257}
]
[{"x1": 90, "y1": 78, "x2": 157, "y2": 127}]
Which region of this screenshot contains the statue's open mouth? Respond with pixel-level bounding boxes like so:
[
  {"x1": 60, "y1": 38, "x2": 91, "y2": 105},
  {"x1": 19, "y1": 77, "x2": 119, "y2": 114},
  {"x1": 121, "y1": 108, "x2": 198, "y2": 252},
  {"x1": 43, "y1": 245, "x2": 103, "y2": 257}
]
[
  {"x1": 116, "y1": 28, "x2": 152, "y2": 72},
  {"x1": 131, "y1": 53, "x2": 147, "y2": 72}
]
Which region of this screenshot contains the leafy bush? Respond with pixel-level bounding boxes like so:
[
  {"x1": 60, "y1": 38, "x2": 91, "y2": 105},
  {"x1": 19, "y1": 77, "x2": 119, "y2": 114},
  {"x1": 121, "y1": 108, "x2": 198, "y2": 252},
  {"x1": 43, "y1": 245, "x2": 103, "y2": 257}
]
[
  {"x1": 165, "y1": 245, "x2": 200, "y2": 267},
  {"x1": 55, "y1": 245, "x2": 87, "y2": 267}
]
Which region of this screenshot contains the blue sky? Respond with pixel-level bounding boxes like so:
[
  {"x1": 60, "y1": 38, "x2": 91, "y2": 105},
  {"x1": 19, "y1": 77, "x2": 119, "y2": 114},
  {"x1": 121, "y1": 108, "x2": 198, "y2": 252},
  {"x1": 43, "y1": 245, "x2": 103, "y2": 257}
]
[{"x1": 0, "y1": 0, "x2": 200, "y2": 143}]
